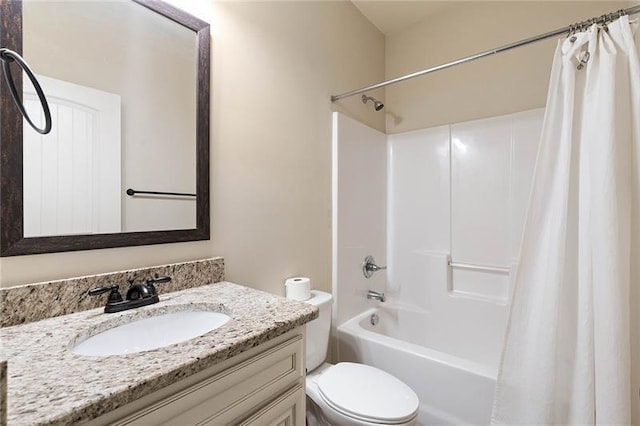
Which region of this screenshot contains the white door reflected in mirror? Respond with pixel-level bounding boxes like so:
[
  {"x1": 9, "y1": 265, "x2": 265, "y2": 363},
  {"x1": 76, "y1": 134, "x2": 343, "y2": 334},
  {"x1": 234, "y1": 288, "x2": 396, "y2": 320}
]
[{"x1": 23, "y1": 75, "x2": 121, "y2": 237}]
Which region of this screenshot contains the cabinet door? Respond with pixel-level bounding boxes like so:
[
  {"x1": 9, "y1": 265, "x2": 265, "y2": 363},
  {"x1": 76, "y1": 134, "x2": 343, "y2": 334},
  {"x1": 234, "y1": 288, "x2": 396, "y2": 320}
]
[
  {"x1": 236, "y1": 384, "x2": 305, "y2": 426},
  {"x1": 100, "y1": 330, "x2": 305, "y2": 426}
]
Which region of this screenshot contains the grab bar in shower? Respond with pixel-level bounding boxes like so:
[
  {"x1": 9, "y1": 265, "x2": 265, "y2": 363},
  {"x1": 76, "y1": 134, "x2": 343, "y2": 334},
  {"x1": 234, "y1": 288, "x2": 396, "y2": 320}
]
[{"x1": 448, "y1": 260, "x2": 510, "y2": 274}]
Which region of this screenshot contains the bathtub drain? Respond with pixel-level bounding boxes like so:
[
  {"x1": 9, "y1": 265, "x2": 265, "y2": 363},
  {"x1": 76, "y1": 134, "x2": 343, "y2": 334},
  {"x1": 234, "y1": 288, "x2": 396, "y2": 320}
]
[{"x1": 370, "y1": 313, "x2": 379, "y2": 326}]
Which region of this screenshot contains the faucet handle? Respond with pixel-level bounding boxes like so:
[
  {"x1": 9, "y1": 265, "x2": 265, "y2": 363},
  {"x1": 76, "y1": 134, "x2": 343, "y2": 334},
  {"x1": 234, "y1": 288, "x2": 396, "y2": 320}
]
[
  {"x1": 88, "y1": 285, "x2": 123, "y2": 303},
  {"x1": 146, "y1": 276, "x2": 172, "y2": 285},
  {"x1": 144, "y1": 276, "x2": 171, "y2": 296},
  {"x1": 363, "y1": 255, "x2": 387, "y2": 279}
]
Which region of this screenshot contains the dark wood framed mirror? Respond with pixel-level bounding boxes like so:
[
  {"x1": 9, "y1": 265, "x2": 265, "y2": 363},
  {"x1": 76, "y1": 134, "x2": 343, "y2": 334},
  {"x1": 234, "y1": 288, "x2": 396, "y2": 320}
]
[{"x1": 0, "y1": 0, "x2": 210, "y2": 256}]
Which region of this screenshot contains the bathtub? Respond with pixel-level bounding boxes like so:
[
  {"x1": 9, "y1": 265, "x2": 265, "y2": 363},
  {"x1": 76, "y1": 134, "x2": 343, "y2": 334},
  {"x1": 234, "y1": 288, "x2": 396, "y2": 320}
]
[{"x1": 337, "y1": 305, "x2": 498, "y2": 425}]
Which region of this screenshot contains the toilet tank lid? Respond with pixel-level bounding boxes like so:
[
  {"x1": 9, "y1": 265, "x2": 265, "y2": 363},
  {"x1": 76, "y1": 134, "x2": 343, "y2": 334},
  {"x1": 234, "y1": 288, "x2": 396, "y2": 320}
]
[
  {"x1": 305, "y1": 290, "x2": 333, "y2": 307},
  {"x1": 317, "y1": 362, "x2": 419, "y2": 423}
]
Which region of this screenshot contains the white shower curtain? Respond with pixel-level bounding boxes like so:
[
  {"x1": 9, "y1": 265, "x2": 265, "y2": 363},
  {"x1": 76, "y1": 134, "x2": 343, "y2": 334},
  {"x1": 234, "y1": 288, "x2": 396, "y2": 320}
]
[{"x1": 492, "y1": 15, "x2": 640, "y2": 425}]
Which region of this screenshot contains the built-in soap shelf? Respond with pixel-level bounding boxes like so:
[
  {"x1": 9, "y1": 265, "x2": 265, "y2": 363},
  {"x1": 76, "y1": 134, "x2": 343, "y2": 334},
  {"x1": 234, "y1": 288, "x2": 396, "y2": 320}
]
[{"x1": 447, "y1": 255, "x2": 513, "y2": 304}]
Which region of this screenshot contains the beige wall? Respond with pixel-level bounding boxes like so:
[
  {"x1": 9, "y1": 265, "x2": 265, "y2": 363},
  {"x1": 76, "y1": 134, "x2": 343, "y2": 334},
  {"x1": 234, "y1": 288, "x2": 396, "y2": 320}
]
[
  {"x1": 202, "y1": 0, "x2": 385, "y2": 294},
  {"x1": 0, "y1": 0, "x2": 385, "y2": 291},
  {"x1": 385, "y1": 1, "x2": 635, "y2": 133}
]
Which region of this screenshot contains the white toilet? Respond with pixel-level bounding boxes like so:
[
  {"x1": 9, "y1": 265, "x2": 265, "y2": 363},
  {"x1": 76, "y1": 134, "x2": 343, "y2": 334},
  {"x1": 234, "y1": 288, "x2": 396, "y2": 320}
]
[{"x1": 304, "y1": 290, "x2": 419, "y2": 426}]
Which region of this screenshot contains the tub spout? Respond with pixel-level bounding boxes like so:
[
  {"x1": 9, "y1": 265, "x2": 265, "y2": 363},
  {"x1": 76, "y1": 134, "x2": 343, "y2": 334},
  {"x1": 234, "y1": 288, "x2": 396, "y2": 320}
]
[{"x1": 367, "y1": 290, "x2": 385, "y2": 302}]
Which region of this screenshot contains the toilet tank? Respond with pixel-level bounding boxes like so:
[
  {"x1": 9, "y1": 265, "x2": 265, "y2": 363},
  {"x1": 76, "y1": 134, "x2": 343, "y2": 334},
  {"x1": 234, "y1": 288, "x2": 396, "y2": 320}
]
[{"x1": 304, "y1": 290, "x2": 333, "y2": 371}]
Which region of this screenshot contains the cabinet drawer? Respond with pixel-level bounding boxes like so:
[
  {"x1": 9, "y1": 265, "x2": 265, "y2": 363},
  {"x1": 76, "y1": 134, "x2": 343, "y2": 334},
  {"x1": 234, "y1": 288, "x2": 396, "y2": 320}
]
[
  {"x1": 115, "y1": 332, "x2": 304, "y2": 425},
  {"x1": 236, "y1": 384, "x2": 305, "y2": 426}
]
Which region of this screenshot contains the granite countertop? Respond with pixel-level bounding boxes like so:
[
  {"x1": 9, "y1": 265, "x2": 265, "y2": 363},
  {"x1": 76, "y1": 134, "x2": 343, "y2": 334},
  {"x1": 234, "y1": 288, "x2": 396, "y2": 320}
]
[{"x1": 0, "y1": 282, "x2": 318, "y2": 426}]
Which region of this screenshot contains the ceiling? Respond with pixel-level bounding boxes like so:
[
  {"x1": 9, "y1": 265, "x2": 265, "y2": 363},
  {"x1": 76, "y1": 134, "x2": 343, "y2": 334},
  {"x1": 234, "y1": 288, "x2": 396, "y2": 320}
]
[
  {"x1": 351, "y1": 0, "x2": 595, "y2": 36},
  {"x1": 351, "y1": 1, "x2": 457, "y2": 35}
]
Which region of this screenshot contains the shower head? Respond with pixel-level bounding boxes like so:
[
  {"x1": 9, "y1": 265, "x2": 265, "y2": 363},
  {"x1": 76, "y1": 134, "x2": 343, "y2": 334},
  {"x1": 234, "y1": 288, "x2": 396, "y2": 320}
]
[{"x1": 362, "y1": 94, "x2": 384, "y2": 111}]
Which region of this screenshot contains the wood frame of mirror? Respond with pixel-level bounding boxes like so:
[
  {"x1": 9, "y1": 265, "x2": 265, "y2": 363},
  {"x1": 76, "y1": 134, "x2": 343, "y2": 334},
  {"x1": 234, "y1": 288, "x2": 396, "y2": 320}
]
[{"x1": 0, "y1": 0, "x2": 210, "y2": 256}]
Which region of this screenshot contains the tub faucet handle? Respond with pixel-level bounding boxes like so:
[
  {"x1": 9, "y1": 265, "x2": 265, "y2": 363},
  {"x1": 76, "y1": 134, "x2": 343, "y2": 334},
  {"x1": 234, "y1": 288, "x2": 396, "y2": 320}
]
[{"x1": 363, "y1": 255, "x2": 386, "y2": 279}]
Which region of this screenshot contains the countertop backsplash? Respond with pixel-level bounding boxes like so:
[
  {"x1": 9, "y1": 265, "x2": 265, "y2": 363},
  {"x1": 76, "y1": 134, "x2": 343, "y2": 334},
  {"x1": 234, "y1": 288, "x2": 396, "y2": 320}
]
[{"x1": 0, "y1": 257, "x2": 224, "y2": 328}]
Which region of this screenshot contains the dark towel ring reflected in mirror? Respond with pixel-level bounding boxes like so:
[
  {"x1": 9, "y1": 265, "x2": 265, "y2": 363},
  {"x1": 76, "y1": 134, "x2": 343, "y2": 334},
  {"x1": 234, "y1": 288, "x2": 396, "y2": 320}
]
[{"x1": 0, "y1": 47, "x2": 52, "y2": 135}]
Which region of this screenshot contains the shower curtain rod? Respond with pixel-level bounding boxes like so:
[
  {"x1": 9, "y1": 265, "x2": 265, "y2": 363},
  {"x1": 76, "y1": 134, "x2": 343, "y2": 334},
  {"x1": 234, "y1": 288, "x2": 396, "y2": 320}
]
[{"x1": 330, "y1": 4, "x2": 640, "y2": 102}]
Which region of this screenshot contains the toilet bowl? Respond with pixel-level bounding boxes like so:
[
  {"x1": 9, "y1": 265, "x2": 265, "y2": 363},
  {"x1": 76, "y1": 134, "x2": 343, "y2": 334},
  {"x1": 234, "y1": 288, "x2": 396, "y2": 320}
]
[
  {"x1": 303, "y1": 290, "x2": 419, "y2": 426},
  {"x1": 306, "y1": 363, "x2": 419, "y2": 426}
]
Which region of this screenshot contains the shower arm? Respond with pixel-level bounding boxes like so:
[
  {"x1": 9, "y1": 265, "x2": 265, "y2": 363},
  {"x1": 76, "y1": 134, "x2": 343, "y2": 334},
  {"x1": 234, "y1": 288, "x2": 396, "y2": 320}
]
[{"x1": 330, "y1": 5, "x2": 640, "y2": 102}]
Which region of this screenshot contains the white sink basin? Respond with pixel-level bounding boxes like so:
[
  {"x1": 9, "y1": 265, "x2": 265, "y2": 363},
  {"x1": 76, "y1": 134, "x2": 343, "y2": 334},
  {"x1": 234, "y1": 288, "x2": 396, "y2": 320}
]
[{"x1": 72, "y1": 310, "x2": 230, "y2": 356}]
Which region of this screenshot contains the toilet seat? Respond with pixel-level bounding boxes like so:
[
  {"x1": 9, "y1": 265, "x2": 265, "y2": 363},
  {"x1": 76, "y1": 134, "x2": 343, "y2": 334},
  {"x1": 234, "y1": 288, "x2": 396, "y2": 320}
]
[{"x1": 316, "y1": 362, "x2": 419, "y2": 424}]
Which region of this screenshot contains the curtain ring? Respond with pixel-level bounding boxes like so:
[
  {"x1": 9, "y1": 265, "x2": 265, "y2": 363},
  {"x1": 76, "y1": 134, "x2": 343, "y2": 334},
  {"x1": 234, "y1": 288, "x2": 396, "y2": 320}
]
[
  {"x1": 577, "y1": 50, "x2": 591, "y2": 70},
  {"x1": 568, "y1": 23, "x2": 577, "y2": 39},
  {"x1": 0, "y1": 48, "x2": 52, "y2": 135},
  {"x1": 568, "y1": 23, "x2": 577, "y2": 42}
]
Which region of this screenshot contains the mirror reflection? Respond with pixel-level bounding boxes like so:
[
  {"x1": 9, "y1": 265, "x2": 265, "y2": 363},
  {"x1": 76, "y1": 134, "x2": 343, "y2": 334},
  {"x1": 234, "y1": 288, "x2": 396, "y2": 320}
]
[{"x1": 22, "y1": 0, "x2": 197, "y2": 237}]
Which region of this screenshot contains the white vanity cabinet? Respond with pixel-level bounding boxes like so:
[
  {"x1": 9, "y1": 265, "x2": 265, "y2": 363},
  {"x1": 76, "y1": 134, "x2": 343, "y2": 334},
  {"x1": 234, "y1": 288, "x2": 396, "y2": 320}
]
[{"x1": 89, "y1": 328, "x2": 306, "y2": 426}]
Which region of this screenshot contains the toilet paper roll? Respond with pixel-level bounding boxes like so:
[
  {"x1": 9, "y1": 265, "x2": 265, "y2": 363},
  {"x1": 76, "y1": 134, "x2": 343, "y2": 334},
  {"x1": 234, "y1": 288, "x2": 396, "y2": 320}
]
[{"x1": 285, "y1": 277, "x2": 311, "y2": 301}]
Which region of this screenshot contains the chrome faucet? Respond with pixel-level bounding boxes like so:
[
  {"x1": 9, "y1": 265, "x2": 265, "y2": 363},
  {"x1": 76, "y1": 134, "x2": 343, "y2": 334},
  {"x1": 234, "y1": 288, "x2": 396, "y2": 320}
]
[
  {"x1": 362, "y1": 255, "x2": 387, "y2": 279},
  {"x1": 366, "y1": 290, "x2": 386, "y2": 302}
]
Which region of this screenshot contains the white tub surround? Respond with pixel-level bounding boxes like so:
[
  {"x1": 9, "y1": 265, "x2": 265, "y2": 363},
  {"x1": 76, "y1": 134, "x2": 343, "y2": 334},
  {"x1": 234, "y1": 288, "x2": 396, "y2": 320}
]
[
  {"x1": 332, "y1": 109, "x2": 543, "y2": 338},
  {"x1": 0, "y1": 282, "x2": 317, "y2": 425},
  {"x1": 331, "y1": 112, "x2": 388, "y2": 331},
  {"x1": 388, "y1": 109, "x2": 543, "y2": 309}
]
